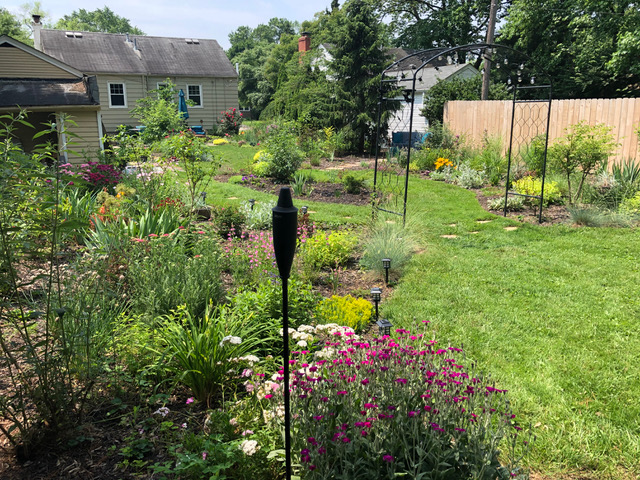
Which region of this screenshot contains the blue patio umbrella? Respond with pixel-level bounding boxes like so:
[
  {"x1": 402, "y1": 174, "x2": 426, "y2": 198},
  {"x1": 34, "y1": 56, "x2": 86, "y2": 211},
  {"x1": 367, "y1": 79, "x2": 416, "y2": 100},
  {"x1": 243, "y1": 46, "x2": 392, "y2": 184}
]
[{"x1": 178, "y1": 89, "x2": 189, "y2": 120}]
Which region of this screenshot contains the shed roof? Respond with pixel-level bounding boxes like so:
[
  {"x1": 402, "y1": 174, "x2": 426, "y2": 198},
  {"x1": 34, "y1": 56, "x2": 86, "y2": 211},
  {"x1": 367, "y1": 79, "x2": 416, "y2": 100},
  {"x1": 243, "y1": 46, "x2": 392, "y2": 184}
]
[
  {"x1": 0, "y1": 77, "x2": 99, "y2": 108},
  {"x1": 40, "y1": 30, "x2": 237, "y2": 78}
]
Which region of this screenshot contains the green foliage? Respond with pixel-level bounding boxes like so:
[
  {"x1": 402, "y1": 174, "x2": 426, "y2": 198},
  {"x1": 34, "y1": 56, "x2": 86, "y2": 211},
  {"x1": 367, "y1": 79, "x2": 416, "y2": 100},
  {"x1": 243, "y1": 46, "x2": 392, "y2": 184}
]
[
  {"x1": 329, "y1": 0, "x2": 390, "y2": 152},
  {"x1": 359, "y1": 221, "x2": 416, "y2": 278},
  {"x1": 455, "y1": 164, "x2": 487, "y2": 189},
  {"x1": 421, "y1": 76, "x2": 510, "y2": 124},
  {"x1": 502, "y1": 0, "x2": 640, "y2": 97},
  {"x1": 240, "y1": 200, "x2": 273, "y2": 230},
  {"x1": 227, "y1": 18, "x2": 299, "y2": 117},
  {"x1": 341, "y1": 174, "x2": 365, "y2": 194},
  {"x1": 316, "y1": 295, "x2": 373, "y2": 332},
  {"x1": 619, "y1": 191, "x2": 640, "y2": 215},
  {"x1": 468, "y1": 134, "x2": 505, "y2": 185},
  {"x1": 230, "y1": 279, "x2": 320, "y2": 344},
  {"x1": 373, "y1": 0, "x2": 498, "y2": 49},
  {"x1": 518, "y1": 135, "x2": 548, "y2": 176},
  {"x1": 487, "y1": 195, "x2": 526, "y2": 212},
  {"x1": 219, "y1": 108, "x2": 244, "y2": 136},
  {"x1": 513, "y1": 176, "x2": 562, "y2": 206},
  {"x1": 127, "y1": 231, "x2": 225, "y2": 320},
  {"x1": 161, "y1": 304, "x2": 272, "y2": 406},
  {"x1": 131, "y1": 80, "x2": 184, "y2": 143},
  {"x1": 211, "y1": 205, "x2": 246, "y2": 238},
  {"x1": 548, "y1": 122, "x2": 617, "y2": 204},
  {"x1": 0, "y1": 112, "x2": 113, "y2": 455},
  {"x1": 102, "y1": 125, "x2": 147, "y2": 170},
  {"x1": 54, "y1": 6, "x2": 145, "y2": 34},
  {"x1": 299, "y1": 230, "x2": 358, "y2": 270},
  {"x1": 263, "y1": 121, "x2": 304, "y2": 182},
  {"x1": 0, "y1": 8, "x2": 30, "y2": 43}
]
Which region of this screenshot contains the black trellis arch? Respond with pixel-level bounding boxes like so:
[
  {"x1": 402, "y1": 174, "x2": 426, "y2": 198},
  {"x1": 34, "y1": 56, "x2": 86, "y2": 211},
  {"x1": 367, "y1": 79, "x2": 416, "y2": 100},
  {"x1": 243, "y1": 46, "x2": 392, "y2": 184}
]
[{"x1": 373, "y1": 43, "x2": 554, "y2": 224}]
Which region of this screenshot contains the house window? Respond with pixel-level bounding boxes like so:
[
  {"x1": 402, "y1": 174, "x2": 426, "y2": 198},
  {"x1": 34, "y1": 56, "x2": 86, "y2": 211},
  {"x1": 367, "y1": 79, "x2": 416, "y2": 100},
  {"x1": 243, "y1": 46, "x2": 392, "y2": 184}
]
[
  {"x1": 187, "y1": 84, "x2": 202, "y2": 107},
  {"x1": 108, "y1": 82, "x2": 127, "y2": 108}
]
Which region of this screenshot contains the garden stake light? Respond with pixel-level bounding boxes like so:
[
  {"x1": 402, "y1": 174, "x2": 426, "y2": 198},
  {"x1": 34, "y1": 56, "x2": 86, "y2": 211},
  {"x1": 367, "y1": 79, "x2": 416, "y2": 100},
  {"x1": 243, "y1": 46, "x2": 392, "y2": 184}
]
[
  {"x1": 376, "y1": 318, "x2": 393, "y2": 336},
  {"x1": 249, "y1": 198, "x2": 255, "y2": 210},
  {"x1": 301, "y1": 205, "x2": 308, "y2": 215},
  {"x1": 382, "y1": 257, "x2": 391, "y2": 285},
  {"x1": 370, "y1": 287, "x2": 382, "y2": 321},
  {"x1": 272, "y1": 187, "x2": 297, "y2": 480},
  {"x1": 200, "y1": 191, "x2": 206, "y2": 202}
]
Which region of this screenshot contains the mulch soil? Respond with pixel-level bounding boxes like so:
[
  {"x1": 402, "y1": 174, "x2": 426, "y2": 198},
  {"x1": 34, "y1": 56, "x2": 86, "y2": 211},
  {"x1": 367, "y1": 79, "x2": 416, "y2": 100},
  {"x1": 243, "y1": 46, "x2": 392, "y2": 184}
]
[{"x1": 0, "y1": 158, "x2": 574, "y2": 480}]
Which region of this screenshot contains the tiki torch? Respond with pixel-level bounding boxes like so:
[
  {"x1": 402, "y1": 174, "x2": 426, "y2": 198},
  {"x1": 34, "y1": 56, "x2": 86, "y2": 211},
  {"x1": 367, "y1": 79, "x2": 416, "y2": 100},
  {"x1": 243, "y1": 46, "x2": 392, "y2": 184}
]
[{"x1": 272, "y1": 187, "x2": 298, "y2": 480}]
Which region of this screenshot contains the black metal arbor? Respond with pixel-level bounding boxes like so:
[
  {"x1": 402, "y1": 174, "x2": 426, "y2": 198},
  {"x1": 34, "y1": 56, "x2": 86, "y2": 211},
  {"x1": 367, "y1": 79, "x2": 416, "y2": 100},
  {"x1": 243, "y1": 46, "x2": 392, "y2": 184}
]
[{"x1": 372, "y1": 43, "x2": 553, "y2": 224}]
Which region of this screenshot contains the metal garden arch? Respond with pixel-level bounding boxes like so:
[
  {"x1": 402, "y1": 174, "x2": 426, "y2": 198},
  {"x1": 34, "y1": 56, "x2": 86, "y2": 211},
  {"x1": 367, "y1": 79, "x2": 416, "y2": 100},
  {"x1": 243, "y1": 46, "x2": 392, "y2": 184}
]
[{"x1": 373, "y1": 43, "x2": 554, "y2": 224}]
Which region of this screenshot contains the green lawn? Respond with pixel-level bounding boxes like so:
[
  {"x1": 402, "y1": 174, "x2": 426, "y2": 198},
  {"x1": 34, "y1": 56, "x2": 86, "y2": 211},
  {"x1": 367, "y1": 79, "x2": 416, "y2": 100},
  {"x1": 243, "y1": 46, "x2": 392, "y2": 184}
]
[
  {"x1": 386, "y1": 178, "x2": 640, "y2": 478},
  {"x1": 208, "y1": 146, "x2": 640, "y2": 477}
]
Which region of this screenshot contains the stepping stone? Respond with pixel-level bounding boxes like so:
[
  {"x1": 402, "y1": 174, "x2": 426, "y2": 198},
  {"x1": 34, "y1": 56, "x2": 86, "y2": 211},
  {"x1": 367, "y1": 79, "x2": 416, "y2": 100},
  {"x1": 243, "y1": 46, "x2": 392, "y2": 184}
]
[
  {"x1": 441, "y1": 234, "x2": 458, "y2": 239},
  {"x1": 309, "y1": 210, "x2": 317, "y2": 214},
  {"x1": 344, "y1": 216, "x2": 352, "y2": 219},
  {"x1": 448, "y1": 223, "x2": 457, "y2": 227},
  {"x1": 227, "y1": 196, "x2": 238, "y2": 200},
  {"x1": 504, "y1": 226, "x2": 518, "y2": 231},
  {"x1": 386, "y1": 220, "x2": 396, "y2": 224},
  {"x1": 469, "y1": 231, "x2": 479, "y2": 234},
  {"x1": 477, "y1": 220, "x2": 492, "y2": 224}
]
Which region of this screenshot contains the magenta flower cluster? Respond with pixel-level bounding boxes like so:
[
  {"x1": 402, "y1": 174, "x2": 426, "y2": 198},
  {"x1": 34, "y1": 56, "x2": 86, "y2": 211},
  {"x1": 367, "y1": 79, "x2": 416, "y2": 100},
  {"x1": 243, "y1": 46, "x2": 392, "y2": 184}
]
[
  {"x1": 222, "y1": 230, "x2": 277, "y2": 283},
  {"x1": 59, "y1": 162, "x2": 121, "y2": 189},
  {"x1": 257, "y1": 325, "x2": 529, "y2": 478}
]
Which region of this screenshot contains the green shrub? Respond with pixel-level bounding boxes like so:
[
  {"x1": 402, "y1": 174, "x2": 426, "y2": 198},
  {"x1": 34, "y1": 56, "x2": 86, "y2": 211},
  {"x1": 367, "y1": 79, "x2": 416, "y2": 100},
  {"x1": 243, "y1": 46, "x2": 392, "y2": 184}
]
[
  {"x1": 130, "y1": 80, "x2": 185, "y2": 143},
  {"x1": 252, "y1": 160, "x2": 272, "y2": 177},
  {"x1": 127, "y1": 232, "x2": 225, "y2": 319},
  {"x1": 469, "y1": 135, "x2": 505, "y2": 186},
  {"x1": 487, "y1": 196, "x2": 526, "y2": 212},
  {"x1": 512, "y1": 176, "x2": 563, "y2": 206},
  {"x1": 230, "y1": 279, "x2": 320, "y2": 352},
  {"x1": 455, "y1": 164, "x2": 487, "y2": 189},
  {"x1": 241, "y1": 200, "x2": 273, "y2": 230},
  {"x1": 211, "y1": 205, "x2": 246, "y2": 238},
  {"x1": 264, "y1": 122, "x2": 304, "y2": 182},
  {"x1": 316, "y1": 295, "x2": 373, "y2": 333},
  {"x1": 412, "y1": 147, "x2": 454, "y2": 171},
  {"x1": 519, "y1": 134, "x2": 548, "y2": 176},
  {"x1": 619, "y1": 191, "x2": 640, "y2": 214},
  {"x1": 341, "y1": 174, "x2": 366, "y2": 194},
  {"x1": 161, "y1": 303, "x2": 271, "y2": 407},
  {"x1": 218, "y1": 108, "x2": 244, "y2": 136},
  {"x1": 548, "y1": 122, "x2": 617, "y2": 204},
  {"x1": 299, "y1": 230, "x2": 358, "y2": 270}
]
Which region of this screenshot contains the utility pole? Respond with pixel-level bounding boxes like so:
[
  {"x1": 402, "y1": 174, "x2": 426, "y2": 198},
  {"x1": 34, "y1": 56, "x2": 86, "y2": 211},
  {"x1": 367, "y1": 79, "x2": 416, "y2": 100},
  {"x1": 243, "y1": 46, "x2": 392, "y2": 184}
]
[{"x1": 481, "y1": 0, "x2": 499, "y2": 100}]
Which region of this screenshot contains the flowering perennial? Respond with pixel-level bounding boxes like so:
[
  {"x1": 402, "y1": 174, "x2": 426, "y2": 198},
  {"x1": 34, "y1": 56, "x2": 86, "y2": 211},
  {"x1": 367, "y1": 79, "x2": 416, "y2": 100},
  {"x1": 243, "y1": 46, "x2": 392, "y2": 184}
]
[{"x1": 252, "y1": 324, "x2": 530, "y2": 479}]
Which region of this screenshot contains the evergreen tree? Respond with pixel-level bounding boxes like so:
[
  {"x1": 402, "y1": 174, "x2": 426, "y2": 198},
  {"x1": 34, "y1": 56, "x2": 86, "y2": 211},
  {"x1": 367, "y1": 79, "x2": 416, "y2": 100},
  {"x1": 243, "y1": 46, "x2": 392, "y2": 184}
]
[
  {"x1": 330, "y1": 0, "x2": 389, "y2": 152},
  {"x1": 54, "y1": 7, "x2": 145, "y2": 35}
]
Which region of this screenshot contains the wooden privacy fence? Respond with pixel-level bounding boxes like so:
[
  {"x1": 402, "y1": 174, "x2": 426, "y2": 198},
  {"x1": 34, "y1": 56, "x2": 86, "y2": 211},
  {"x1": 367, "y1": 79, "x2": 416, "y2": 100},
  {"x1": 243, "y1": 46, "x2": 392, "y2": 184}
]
[{"x1": 444, "y1": 98, "x2": 640, "y2": 164}]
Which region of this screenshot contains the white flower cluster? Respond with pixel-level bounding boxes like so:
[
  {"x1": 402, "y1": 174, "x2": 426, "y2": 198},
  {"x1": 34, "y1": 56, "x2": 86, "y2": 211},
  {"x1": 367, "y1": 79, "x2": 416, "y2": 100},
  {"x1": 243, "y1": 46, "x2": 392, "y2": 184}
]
[
  {"x1": 240, "y1": 439, "x2": 260, "y2": 456},
  {"x1": 220, "y1": 335, "x2": 242, "y2": 347}
]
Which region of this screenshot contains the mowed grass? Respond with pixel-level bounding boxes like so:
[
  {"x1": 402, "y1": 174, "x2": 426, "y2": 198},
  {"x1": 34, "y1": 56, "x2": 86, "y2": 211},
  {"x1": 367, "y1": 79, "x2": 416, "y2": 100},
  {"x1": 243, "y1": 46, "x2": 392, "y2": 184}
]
[
  {"x1": 385, "y1": 178, "x2": 640, "y2": 478},
  {"x1": 206, "y1": 145, "x2": 639, "y2": 476}
]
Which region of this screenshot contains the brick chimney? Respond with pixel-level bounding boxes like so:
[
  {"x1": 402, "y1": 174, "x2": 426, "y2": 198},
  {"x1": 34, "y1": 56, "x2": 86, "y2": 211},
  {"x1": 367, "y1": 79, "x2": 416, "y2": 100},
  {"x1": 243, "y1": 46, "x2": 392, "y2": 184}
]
[
  {"x1": 32, "y1": 14, "x2": 42, "y2": 51},
  {"x1": 298, "y1": 32, "x2": 310, "y2": 53}
]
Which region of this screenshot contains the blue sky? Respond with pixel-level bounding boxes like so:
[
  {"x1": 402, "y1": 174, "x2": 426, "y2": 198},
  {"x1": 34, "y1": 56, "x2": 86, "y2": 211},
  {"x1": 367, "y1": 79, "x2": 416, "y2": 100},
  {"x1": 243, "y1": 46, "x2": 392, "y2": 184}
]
[{"x1": 5, "y1": 1, "x2": 332, "y2": 50}]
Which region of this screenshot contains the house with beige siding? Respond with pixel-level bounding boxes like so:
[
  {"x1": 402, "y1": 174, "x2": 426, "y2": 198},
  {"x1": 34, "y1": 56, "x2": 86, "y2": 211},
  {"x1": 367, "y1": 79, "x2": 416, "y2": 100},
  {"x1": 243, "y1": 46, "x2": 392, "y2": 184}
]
[
  {"x1": 0, "y1": 35, "x2": 102, "y2": 162},
  {"x1": 34, "y1": 18, "x2": 238, "y2": 134}
]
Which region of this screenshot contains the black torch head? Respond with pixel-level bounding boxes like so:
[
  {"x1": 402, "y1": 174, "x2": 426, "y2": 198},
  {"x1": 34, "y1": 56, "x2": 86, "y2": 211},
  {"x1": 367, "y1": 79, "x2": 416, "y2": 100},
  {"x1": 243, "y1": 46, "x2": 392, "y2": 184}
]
[{"x1": 272, "y1": 187, "x2": 298, "y2": 279}]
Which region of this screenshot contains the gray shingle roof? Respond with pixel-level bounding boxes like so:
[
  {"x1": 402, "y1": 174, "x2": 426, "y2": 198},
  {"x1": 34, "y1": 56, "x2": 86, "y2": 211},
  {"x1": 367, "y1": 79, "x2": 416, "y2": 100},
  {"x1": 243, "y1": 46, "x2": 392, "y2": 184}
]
[
  {"x1": 0, "y1": 77, "x2": 99, "y2": 107},
  {"x1": 40, "y1": 30, "x2": 237, "y2": 78}
]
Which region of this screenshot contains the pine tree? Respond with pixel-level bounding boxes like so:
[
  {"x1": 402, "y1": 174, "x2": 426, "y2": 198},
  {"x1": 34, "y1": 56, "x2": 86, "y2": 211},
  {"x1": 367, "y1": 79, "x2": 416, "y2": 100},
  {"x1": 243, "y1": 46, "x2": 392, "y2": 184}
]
[{"x1": 330, "y1": 0, "x2": 389, "y2": 152}]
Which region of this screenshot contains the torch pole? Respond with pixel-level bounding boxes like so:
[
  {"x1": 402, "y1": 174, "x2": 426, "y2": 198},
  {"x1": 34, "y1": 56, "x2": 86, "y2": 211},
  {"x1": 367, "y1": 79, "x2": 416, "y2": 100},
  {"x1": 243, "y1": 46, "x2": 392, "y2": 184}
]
[
  {"x1": 282, "y1": 276, "x2": 291, "y2": 480},
  {"x1": 272, "y1": 187, "x2": 297, "y2": 480}
]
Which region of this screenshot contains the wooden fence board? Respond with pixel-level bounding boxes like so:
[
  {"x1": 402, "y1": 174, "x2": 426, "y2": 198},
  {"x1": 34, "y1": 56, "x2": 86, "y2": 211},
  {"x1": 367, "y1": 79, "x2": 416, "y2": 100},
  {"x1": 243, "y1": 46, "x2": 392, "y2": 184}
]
[{"x1": 444, "y1": 98, "x2": 640, "y2": 165}]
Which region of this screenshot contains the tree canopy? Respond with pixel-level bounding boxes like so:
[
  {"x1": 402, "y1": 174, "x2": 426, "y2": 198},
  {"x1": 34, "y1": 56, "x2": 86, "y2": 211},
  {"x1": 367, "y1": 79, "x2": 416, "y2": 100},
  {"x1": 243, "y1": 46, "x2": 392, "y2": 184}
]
[
  {"x1": 54, "y1": 7, "x2": 145, "y2": 35},
  {"x1": 500, "y1": 0, "x2": 640, "y2": 97}
]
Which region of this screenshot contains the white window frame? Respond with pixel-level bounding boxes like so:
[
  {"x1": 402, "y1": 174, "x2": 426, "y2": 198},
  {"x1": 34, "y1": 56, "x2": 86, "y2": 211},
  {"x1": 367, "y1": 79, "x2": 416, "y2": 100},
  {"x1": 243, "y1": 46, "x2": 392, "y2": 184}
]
[
  {"x1": 108, "y1": 82, "x2": 127, "y2": 108},
  {"x1": 186, "y1": 84, "x2": 203, "y2": 108}
]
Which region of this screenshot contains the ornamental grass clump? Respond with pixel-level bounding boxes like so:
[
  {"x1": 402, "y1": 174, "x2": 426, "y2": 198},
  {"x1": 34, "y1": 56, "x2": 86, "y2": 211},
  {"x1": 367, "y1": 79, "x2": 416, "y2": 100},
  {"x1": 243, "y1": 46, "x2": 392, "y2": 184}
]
[{"x1": 258, "y1": 324, "x2": 532, "y2": 479}]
